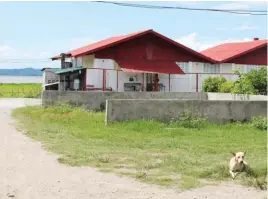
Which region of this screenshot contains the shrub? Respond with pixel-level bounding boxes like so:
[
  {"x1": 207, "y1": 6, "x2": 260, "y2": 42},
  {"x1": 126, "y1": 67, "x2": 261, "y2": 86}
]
[
  {"x1": 233, "y1": 68, "x2": 267, "y2": 95},
  {"x1": 219, "y1": 81, "x2": 234, "y2": 93},
  {"x1": 251, "y1": 116, "x2": 267, "y2": 131},
  {"x1": 170, "y1": 111, "x2": 207, "y2": 129},
  {"x1": 202, "y1": 76, "x2": 227, "y2": 92}
]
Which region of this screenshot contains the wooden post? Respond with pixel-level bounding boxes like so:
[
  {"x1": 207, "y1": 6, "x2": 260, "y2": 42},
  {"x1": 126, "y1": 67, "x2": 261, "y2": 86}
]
[
  {"x1": 142, "y1": 73, "x2": 145, "y2": 91},
  {"x1": 196, "y1": 73, "x2": 199, "y2": 92},
  {"x1": 168, "y1": 74, "x2": 171, "y2": 92},
  {"x1": 116, "y1": 70, "x2": 119, "y2": 91},
  {"x1": 64, "y1": 75, "x2": 65, "y2": 91},
  {"x1": 103, "y1": 69, "x2": 106, "y2": 91},
  {"x1": 154, "y1": 74, "x2": 159, "y2": 92},
  {"x1": 84, "y1": 69, "x2": 87, "y2": 91}
]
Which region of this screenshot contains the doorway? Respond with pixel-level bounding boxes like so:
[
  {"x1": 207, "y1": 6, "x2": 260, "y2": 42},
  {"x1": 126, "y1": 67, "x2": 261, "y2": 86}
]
[{"x1": 146, "y1": 73, "x2": 158, "y2": 92}]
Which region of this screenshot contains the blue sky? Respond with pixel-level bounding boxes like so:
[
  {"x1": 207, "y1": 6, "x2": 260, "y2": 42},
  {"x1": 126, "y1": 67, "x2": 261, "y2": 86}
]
[{"x1": 0, "y1": 1, "x2": 267, "y2": 69}]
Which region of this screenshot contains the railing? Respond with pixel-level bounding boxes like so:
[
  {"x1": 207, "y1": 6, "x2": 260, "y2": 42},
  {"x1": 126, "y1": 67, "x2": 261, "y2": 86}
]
[{"x1": 84, "y1": 68, "x2": 239, "y2": 92}]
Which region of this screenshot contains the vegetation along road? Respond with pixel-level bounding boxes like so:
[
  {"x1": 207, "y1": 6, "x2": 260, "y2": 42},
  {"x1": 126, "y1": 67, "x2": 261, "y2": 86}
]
[{"x1": 0, "y1": 98, "x2": 266, "y2": 199}]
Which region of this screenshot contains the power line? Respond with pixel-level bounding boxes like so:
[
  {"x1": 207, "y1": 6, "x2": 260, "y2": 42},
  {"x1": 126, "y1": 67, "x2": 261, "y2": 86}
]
[{"x1": 93, "y1": 1, "x2": 267, "y2": 16}]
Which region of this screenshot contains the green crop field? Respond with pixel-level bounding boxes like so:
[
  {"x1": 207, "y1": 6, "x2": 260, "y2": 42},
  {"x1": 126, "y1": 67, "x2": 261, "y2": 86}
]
[{"x1": 0, "y1": 83, "x2": 42, "y2": 98}]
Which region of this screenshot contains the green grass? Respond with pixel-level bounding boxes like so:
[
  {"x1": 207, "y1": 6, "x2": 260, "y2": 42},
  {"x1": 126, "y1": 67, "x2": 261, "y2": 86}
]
[
  {"x1": 0, "y1": 83, "x2": 42, "y2": 98},
  {"x1": 12, "y1": 105, "x2": 267, "y2": 190}
]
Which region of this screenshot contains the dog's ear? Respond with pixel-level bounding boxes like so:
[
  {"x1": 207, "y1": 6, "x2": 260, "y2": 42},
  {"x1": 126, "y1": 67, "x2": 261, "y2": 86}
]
[{"x1": 232, "y1": 152, "x2": 236, "y2": 156}]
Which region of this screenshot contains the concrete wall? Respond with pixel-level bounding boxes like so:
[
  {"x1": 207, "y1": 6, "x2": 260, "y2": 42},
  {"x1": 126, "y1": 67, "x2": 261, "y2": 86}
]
[
  {"x1": 106, "y1": 99, "x2": 267, "y2": 124},
  {"x1": 207, "y1": 92, "x2": 267, "y2": 101},
  {"x1": 42, "y1": 91, "x2": 207, "y2": 111}
]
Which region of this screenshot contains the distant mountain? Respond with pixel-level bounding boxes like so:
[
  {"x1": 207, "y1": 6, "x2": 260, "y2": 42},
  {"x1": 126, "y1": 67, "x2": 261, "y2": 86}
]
[{"x1": 0, "y1": 68, "x2": 42, "y2": 76}]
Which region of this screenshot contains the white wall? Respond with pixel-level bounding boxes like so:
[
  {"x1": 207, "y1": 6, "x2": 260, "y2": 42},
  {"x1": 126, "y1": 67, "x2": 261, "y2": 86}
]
[
  {"x1": 86, "y1": 69, "x2": 103, "y2": 88},
  {"x1": 158, "y1": 74, "x2": 169, "y2": 92},
  {"x1": 220, "y1": 63, "x2": 233, "y2": 73},
  {"x1": 117, "y1": 72, "x2": 144, "y2": 92},
  {"x1": 43, "y1": 69, "x2": 59, "y2": 90},
  {"x1": 76, "y1": 57, "x2": 83, "y2": 67},
  {"x1": 161, "y1": 74, "x2": 192, "y2": 92},
  {"x1": 106, "y1": 70, "x2": 117, "y2": 91},
  {"x1": 86, "y1": 68, "x2": 144, "y2": 91},
  {"x1": 94, "y1": 59, "x2": 115, "y2": 69},
  {"x1": 191, "y1": 62, "x2": 204, "y2": 73}
]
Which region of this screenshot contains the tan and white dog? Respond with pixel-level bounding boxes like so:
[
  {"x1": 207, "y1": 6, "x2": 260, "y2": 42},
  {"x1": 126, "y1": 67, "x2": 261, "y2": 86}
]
[{"x1": 229, "y1": 151, "x2": 247, "y2": 179}]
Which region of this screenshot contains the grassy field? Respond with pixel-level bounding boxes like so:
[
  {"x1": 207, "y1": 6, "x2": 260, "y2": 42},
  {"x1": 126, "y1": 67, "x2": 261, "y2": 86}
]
[
  {"x1": 0, "y1": 83, "x2": 42, "y2": 98},
  {"x1": 12, "y1": 105, "x2": 267, "y2": 190}
]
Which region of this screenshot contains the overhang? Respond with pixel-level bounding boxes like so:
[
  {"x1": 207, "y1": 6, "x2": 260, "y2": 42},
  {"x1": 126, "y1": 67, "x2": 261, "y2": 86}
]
[
  {"x1": 54, "y1": 66, "x2": 86, "y2": 74},
  {"x1": 115, "y1": 59, "x2": 185, "y2": 74}
]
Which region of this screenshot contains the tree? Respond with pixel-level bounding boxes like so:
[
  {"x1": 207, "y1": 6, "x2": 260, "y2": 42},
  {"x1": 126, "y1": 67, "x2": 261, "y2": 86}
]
[{"x1": 232, "y1": 67, "x2": 267, "y2": 95}]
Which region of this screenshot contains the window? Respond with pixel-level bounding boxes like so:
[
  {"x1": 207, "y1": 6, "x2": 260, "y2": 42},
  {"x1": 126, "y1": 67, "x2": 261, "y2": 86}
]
[
  {"x1": 214, "y1": 64, "x2": 220, "y2": 73},
  {"x1": 203, "y1": 63, "x2": 220, "y2": 73},
  {"x1": 176, "y1": 62, "x2": 189, "y2": 73},
  {"x1": 246, "y1": 65, "x2": 260, "y2": 72},
  {"x1": 203, "y1": 63, "x2": 211, "y2": 73}
]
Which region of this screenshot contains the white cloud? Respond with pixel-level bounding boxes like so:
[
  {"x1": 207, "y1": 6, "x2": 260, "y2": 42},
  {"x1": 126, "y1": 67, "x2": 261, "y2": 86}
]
[
  {"x1": 0, "y1": 37, "x2": 95, "y2": 69},
  {"x1": 233, "y1": 24, "x2": 259, "y2": 30},
  {"x1": 0, "y1": 45, "x2": 58, "y2": 69},
  {"x1": 217, "y1": 23, "x2": 259, "y2": 31},
  {"x1": 175, "y1": 32, "x2": 251, "y2": 52},
  {"x1": 0, "y1": 45, "x2": 16, "y2": 57}
]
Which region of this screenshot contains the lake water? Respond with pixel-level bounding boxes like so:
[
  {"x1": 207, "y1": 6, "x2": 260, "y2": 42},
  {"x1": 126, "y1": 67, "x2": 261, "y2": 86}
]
[{"x1": 0, "y1": 76, "x2": 42, "y2": 84}]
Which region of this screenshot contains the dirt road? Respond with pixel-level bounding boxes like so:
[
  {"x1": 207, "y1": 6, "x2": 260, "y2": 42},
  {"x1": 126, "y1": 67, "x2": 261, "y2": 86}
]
[{"x1": 0, "y1": 98, "x2": 266, "y2": 199}]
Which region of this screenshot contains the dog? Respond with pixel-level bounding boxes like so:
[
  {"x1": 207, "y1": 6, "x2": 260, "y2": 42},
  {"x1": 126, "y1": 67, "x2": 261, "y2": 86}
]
[{"x1": 229, "y1": 151, "x2": 247, "y2": 179}]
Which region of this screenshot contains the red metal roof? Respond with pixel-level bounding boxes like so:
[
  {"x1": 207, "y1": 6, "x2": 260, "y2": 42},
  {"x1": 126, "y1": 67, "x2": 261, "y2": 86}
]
[
  {"x1": 52, "y1": 29, "x2": 215, "y2": 63},
  {"x1": 115, "y1": 59, "x2": 185, "y2": 74},
  {"x1": 201, "y1": 39, "x2": 267, "y2": 63}
]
